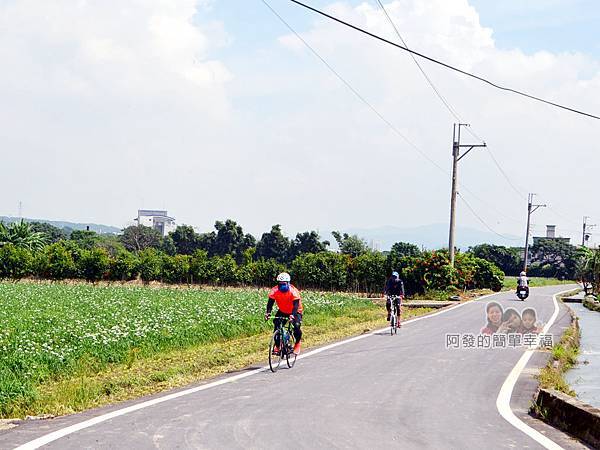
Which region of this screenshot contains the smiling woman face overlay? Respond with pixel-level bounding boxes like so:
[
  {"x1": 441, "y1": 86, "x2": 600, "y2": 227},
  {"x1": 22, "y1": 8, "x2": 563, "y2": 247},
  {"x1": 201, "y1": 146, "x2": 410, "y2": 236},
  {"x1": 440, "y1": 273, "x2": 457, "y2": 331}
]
[{"x1": 487, "y1": 305, "x2": 502, "y2": 326}]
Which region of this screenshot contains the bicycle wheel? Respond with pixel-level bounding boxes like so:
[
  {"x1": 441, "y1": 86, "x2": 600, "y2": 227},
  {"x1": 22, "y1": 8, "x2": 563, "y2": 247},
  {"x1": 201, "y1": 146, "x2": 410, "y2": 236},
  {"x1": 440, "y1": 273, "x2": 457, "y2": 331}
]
[
  {"x1": 286, "y1": 331, "x2": 297, "y2": 369},
  {"x1": 269, "y1": 331, "x2": 283, "y2": 372},
  {"x1": 390, "y1": 312, "x2": 396, "y2": 336}
]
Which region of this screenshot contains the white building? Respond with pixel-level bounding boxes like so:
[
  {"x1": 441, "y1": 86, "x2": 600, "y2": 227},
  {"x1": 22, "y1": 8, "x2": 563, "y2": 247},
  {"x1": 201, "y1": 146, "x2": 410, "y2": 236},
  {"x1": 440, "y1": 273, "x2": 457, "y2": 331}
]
[{"x1": 135, "y1": 210, "x2": 176, "y2": 236}]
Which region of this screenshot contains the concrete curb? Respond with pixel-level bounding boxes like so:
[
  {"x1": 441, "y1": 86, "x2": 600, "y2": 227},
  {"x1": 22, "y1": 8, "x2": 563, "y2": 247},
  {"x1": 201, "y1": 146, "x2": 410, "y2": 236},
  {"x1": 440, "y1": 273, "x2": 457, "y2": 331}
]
[{"x1": 534, "y1": 388, "x2": 600, "y2": 448}]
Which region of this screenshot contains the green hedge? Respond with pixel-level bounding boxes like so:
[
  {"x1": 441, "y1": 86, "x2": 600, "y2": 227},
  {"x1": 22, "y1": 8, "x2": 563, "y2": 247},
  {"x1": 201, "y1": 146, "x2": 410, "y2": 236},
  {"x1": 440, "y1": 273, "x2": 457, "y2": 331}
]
[{"x1": 0, "y1": 244, "x2": 504, "y2": 294}]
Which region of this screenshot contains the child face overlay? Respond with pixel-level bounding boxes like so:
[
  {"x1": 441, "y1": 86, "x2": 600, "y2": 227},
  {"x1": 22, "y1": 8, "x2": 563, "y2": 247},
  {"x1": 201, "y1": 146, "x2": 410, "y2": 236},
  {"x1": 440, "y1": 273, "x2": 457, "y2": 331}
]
[
  {"x1": 522, "y1": 312, "x2": 536, "y2": 330},
  {"x1": 504, "y1": 310, "x2": 522, "y2": 331}
]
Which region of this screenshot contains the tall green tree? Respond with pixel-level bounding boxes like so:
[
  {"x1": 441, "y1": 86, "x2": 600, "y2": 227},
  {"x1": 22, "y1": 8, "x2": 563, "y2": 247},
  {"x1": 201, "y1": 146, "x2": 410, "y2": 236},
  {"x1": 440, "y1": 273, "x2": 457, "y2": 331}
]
[
  {"x1": 331, "y1": 231, "x2": 368, "y2": 258},
  {"x1": 212, "y1": 220, "x2": 255, "y2": 263},
  {"x1": 469, "y1": 244, "x2": 522, "y2": 276},
  {"x1": 197, "y1": 232, "x2": 216, "y2": 254},
  {"x1": 120, "y1": 225, "x2": 162, "y2": 252},
  {"x1": 170, "y1": 225, "x2": 200, "y2": 255},
  {"x1": 255, "y1": 224, "x2": 290, "y2": 263},
  {"x1": 289, "y1": 231, "x2": 329, "y2": 259},
  {"x1": 387, "y1": 241, "x2": 422, "y2": 275},
  {"x1": 529, "y1": 239, "x2": 584, "y2": 279},
  {"x1": 30, "y1": 222, "x2": 67, "y2": 243}
]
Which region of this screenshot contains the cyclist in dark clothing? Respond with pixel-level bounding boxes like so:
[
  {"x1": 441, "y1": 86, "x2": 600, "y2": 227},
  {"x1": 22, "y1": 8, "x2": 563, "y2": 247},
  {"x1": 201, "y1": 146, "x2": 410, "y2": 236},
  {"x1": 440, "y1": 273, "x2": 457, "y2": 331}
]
[{"x1": 384, "y1": 271, "x2": 405, "y2": 323}]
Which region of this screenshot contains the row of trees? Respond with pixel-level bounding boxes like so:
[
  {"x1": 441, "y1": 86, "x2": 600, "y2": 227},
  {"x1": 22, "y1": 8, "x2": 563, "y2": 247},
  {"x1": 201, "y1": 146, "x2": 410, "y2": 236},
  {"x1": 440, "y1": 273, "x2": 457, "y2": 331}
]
[
  {"x1": 2, "y1": 219, "x2": 595, "y2": 290},
  {"x1": 469, "y1": 241, "x2": 592, "y2": 280},
  {"x1": 0, "y1": 239, "x2": 504, "y2": 293}
]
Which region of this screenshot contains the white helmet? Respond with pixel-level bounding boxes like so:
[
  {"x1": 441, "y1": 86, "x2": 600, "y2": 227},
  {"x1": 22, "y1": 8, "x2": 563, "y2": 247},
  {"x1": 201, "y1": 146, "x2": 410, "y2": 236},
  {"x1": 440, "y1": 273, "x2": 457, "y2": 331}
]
[
  {"x1": 520, "y1": 271, "x2": 526, "y2": 276},
  {"x1": 276, "y1": 272, "x2": 291, "y2": 282}
]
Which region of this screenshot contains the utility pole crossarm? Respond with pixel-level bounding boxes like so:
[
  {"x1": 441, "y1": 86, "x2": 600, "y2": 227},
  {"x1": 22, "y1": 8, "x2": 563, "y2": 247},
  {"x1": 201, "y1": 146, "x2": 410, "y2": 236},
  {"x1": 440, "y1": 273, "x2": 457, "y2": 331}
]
[{"x1": 457, "y1": 143, "x2": 486, "y2": 162}]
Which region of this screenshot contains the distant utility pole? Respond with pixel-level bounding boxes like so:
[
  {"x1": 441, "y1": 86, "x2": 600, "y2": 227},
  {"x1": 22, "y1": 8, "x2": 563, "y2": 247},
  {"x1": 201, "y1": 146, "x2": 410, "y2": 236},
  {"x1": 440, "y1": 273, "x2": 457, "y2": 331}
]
[
  {"x1": 582, "y1": 216, "x2": 596, "y2": 247},
  {"x1": 18, "y1": 201, "x2": 22, "y2": 219},
  {"x1": 448, "y1": 123, "x2": 486, "y2": 267},
  {"x1": 523, "y1": 193, "x2": 546, "y2": 271}
]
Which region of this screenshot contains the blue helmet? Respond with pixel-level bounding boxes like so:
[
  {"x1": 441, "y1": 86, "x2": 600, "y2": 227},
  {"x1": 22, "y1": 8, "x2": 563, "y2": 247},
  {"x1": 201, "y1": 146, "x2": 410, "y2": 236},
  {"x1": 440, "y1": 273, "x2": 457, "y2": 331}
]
[{"x1": 392, "y1": 271, "x2": 399, "y2": 279}]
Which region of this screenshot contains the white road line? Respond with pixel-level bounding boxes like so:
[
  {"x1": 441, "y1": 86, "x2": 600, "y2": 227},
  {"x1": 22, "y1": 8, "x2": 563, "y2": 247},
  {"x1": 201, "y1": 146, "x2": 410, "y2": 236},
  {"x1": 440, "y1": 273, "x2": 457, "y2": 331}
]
[
  {"x1": 15, "y1": 291, "x2": 503, "y2": 450},
  {"x1": 495, "y1": 288, "x2": 575, "y2": 450}
]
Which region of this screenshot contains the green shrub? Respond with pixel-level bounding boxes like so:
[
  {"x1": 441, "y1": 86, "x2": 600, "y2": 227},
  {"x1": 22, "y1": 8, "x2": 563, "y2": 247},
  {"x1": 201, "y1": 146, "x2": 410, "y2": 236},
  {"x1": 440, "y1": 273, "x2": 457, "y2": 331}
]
[
  {"x1": 0, "y1": 244, "x2": 33, "y2": 279},
  {"x1": 238, "y1": 258, "x2": 286, "y2": 286},
  {"x1": 352, "y1": 251, "x2": 387, "y2": 293},
  {"x1": 207, "y1": 255, "x2": 238, "y2": 285},
  {"x1": 108, "y1": 251, "x2": 139, "y2": 281},
  {"x1": 138, "y1": 249, "x2": 162, "y2": 282},
  {"x1": 161, "y1": 255, "x2": 191, "y2": 284},
  {"x1": 190, "y1": 250, "x2": 210, "y2": 284},
  {"x1": 291, "y1": 252, "x2": 350, "y2": 290},
  {"x1": 35, "y1": 243, "x2": 76, "y2": 279},
  {"x1": 77, "y1": 248, "x2": 110, "y2": 282},
  {"x1": 472, "y1": 258, "x2": 504, "y2": 291}
]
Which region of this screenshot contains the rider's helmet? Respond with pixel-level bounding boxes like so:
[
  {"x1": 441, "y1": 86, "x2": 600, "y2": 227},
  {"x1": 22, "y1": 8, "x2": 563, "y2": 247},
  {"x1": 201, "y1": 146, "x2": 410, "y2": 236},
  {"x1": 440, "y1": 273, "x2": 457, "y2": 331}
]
[
  {"x1": 520, "y1": 271, "x2": 526, "y2": 277},
  {"x1": 277, "y1": 272, "x2": 291, "y2": 292},
  {"x1": 392, "y1": 271, "x2": 399, "y2": 279},
  {"x1": 277, "y1": 272, "x2": 291, "y2": 282}
]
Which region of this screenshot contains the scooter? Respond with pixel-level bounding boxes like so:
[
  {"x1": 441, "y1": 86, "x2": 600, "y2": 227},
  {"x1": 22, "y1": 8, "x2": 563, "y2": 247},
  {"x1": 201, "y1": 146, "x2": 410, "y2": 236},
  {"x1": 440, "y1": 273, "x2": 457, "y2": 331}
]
[{"x1": 516, "y1": 286, "x2": 529, "y2": 301}]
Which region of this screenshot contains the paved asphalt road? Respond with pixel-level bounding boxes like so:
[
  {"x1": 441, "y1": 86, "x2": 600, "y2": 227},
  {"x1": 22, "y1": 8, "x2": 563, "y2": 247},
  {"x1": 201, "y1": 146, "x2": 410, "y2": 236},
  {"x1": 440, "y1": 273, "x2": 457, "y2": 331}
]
[{"x1": 1, "y1": 285, "x2": 590, "y2": 449}]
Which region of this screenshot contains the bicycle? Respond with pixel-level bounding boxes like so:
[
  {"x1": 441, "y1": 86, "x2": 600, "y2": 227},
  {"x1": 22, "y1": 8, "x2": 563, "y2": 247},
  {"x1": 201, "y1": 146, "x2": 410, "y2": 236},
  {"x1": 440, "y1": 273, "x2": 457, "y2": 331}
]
[
  {"x1": 267, "y1": 314, "x2": 297, "y2": 372},
  {"x1": 388, "y1": 295, "x2": 402, "y2": 335}
]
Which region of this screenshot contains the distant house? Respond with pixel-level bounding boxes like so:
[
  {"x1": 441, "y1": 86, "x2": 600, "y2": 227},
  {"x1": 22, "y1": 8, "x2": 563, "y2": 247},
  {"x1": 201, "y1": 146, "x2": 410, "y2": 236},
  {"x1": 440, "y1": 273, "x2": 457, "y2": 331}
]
[
  {"x1": 532, "y1": 225, "x2": 571, "y2": 246},
  {"x1": 134, "y1": 210, "x2": 176, "y2": 236}
]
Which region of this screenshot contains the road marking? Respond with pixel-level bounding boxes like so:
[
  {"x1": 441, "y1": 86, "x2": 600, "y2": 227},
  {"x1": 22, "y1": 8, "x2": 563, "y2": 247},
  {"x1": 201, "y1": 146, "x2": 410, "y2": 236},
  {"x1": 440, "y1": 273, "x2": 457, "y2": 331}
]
[
  {"x1": 15, "y1": 291, "x2": 503, "y2": 449},
  {"x1": 495, "y1": 288, "x2": 575, "y2": 450}
]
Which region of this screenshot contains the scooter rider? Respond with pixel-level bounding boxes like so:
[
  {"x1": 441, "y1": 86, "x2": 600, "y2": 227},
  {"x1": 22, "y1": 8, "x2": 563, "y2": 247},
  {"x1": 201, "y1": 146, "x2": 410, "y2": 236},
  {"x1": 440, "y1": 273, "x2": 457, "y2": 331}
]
[{"x1": 517, "y1": 271, "x2": 529, "y2": 294}]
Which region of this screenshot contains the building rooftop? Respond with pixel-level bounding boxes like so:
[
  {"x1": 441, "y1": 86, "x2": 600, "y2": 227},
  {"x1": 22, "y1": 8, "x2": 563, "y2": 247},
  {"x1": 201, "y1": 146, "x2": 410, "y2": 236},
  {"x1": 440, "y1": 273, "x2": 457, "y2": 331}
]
[{"x1": 138, "y1": 209, "x2": 168, "y2": 217}]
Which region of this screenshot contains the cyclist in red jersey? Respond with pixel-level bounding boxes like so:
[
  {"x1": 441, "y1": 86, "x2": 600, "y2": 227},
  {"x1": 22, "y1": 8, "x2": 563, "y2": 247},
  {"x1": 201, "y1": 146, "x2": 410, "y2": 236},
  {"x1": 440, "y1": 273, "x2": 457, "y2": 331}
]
[{"x1": 264, "y1": 272, "x2": 303, "y2": 355}]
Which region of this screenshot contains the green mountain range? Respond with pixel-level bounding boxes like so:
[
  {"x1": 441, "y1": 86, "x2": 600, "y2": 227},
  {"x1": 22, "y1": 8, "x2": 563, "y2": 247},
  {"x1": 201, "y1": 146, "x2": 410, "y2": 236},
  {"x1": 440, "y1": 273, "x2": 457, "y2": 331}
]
[{"x1": 0, "y1": 216, "x2": 121, "y2": 234}]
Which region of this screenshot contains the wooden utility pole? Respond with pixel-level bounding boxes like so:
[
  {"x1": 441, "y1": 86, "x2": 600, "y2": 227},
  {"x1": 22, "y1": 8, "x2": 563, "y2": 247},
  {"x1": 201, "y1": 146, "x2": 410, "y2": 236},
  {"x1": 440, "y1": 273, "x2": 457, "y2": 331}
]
[
  {"x1": 523, "y1": 193, "x2": 546, "y2": 271},
  {"x1": 582, "y1": 216, "x2": 596, "y2": 247},
  {"x1": 448, "y1": 124, "x2": 486, "y2": 267}
]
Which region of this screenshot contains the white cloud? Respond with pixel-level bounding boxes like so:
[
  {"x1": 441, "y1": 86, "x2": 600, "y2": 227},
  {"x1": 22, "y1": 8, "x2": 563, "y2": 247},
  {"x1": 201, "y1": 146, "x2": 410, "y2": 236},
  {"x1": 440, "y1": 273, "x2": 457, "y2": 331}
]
[
  {"x1": 0, "y1": 0, "x2": 235, "y2": 227},
  {"x1": 235, "y1": 0, "x2": 600, "y2": 240},
  {"x1": 1, "y1": 0, "x2": 599, "y2": 246}
]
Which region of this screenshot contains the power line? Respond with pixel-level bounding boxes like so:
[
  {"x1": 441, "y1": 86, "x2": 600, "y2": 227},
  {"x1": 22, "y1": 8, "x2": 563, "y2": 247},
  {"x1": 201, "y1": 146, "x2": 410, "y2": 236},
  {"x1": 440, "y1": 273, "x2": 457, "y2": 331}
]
[
  {"x1": 534, "y1": 194, "x2": 582, "y2": 227},
  {"x1": 372, "y1": 0, "x2": 528, "y2": 203},
  {"x1": 290, "y1": 0, "x2": 600, "y2": 121},
  {"x1": 464, "y1": 127, "x2": 528, "y2": 200},
  {"x1": 373, "y1": 0, "x2": 462, "y2": 122},
  {"x1": 458, "y1": 186, "x2": 522, "y2": 224},
  {"x1": 458, "y1": 193, "x2": 521, "y2": 241},
  {"x1": 260, "y1": 0, "x2": 447, "y2": 174},
  {"x1": 284, "y1": 0, "x2": 583, "y2": 231},
  {"x1": 262, "y1": 0, "x2": 529, "y2": 240}
]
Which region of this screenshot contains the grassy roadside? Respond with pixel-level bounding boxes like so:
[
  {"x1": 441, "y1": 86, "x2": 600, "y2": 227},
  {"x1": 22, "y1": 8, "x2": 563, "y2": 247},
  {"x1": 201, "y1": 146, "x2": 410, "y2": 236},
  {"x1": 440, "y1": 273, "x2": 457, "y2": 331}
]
[
  {"x1": 4, "y1": 302, "x2": 433, "y2": 418},
  {"x1": 502, "y1": 276, "x2": 575, "y2": 290},
  {"x1": 583, "y1": 296, "x2": 600, "y2": 312},
  {"x1": 537, "y1": 308, "x2": 580, "y2": 396}
]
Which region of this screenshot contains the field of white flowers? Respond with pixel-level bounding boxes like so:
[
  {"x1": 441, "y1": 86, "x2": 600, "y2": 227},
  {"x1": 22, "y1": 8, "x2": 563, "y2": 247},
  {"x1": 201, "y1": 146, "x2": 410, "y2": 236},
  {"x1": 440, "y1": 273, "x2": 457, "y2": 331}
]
[{"x1": 0, "y1": 282, "x2": 373, "y2": 415}]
